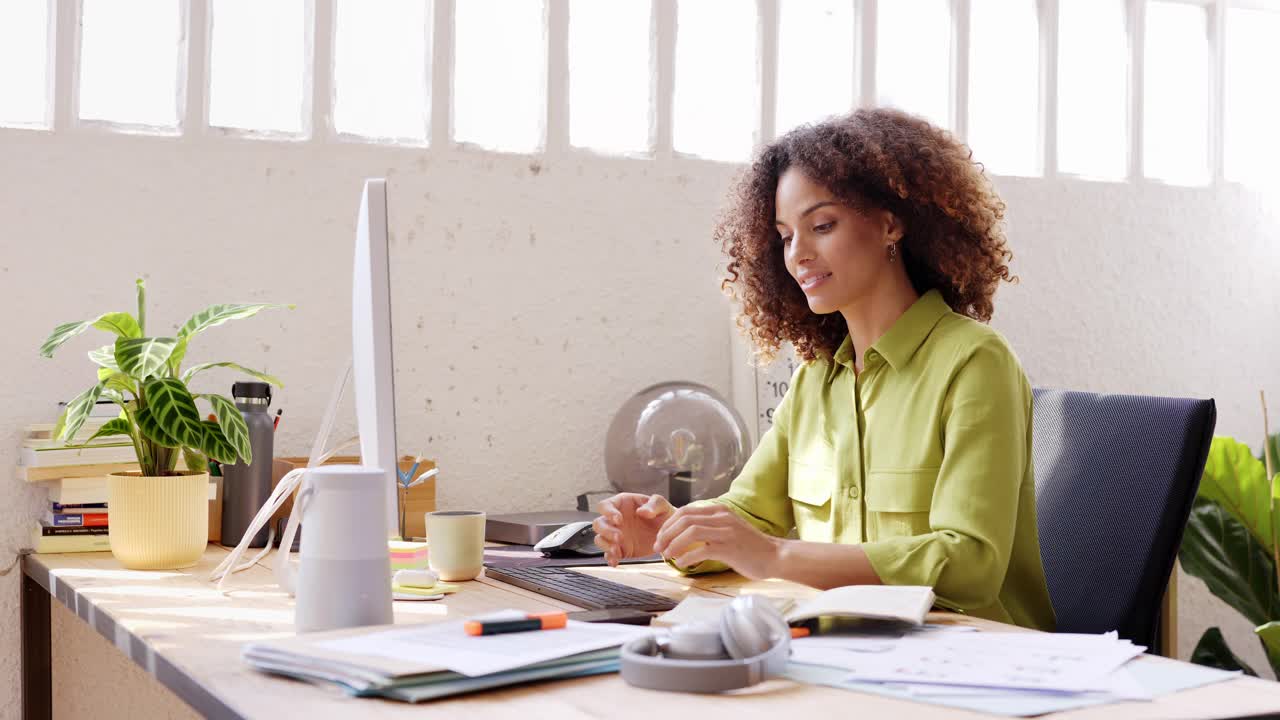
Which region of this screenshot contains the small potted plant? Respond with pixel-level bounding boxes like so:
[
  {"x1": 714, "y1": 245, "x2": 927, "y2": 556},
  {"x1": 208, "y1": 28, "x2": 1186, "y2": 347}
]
[{"x1": 39, "y1": 279, "x2": 291, "y2": 570}]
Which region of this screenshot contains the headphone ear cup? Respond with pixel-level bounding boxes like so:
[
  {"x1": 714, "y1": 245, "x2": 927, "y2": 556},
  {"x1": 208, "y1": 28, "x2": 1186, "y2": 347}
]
[{"x1": 720, "y1": 595, "x2": 786, "y2": 659}]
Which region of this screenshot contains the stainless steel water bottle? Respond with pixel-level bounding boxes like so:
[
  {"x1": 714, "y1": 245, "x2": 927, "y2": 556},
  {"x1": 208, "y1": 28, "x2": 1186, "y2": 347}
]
[{"x1": 220, "y1": 381, "x2": 275, "y2": 548}]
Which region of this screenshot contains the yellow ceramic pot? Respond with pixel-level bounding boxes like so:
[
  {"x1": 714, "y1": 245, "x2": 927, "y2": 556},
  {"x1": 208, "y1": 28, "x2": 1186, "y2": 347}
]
[{"x1": 108, "y1": 471, "x2": 209, "y2": 570}]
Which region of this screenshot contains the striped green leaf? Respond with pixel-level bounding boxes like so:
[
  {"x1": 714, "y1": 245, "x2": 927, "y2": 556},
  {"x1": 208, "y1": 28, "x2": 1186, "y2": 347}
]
[
  {"x1": 199, "y1": 421, "x2": 238, "y2": 464},
  {"x1": 88, "y1": 345, "x2": 119, "y2": 370},
  {"x1": 102, "y1": 388, "x2": 128, "y2": 407},
  {"x1": 168, "y1": 335, "x2": 190, "y2": 372},
  {"x1": 96, "y1": 370, "x2": 136, "y2": 396},
  {"x1": 206, "y1": 394, "x2": 251, "y2": 465},
  {"x1": 39, "y1": 313, "x2": 142, "y2": 359},
  {"x1": 135, "y1": 406, "x2": 181, "y2": 448},
  {"x1": 54, "y1": 381, "x2": 106, "y2": 443},
  {"x1": 182, "y1": 448, "x2": 207, "y2": 474},
  {"x1": 115, "y1": 337, "x2": 178, "y2": 380},
  {"x1": 82, "y1": 418, "x2": 134, "y2": 446},
  {"x1": 182, "y1": 361, "x2": 283, "y2": 388},
  {"x1": 141, "y1": 378, "x2": 206, "y2": 451},
  {"x1": 92, "y1": 312, "x2": 141, "y2": 339},
  {"x1": 178, "y1": 303, "x2": 293, "y2": 339}
]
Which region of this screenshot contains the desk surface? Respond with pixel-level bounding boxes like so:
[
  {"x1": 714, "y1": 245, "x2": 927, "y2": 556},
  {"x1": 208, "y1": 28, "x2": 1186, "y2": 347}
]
[{"x1": 23, "y1": 545, "x2": 1280, "y2": 720}]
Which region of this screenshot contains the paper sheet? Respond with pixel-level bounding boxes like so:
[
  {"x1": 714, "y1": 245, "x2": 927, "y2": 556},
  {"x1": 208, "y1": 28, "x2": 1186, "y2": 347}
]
[
  {"x1": 795, "y1": 632, "x2": 1144, "y2": 692},
  {"x1": 785, "y1": 652, "x2": 1241, "y2": 717},
  {"x1": 317, "y1": 619, "x2": 651, "y2": 677}
]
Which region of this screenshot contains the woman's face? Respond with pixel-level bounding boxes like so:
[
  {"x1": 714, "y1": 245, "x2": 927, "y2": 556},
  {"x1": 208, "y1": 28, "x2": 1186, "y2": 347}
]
[{"x1": 775, "y1": 167, "x2": 902, "y2": 315}]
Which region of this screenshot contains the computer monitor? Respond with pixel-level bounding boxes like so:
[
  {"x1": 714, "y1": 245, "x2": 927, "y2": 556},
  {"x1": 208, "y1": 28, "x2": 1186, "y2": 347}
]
[{"x1": 352, "y1": 178, "x2": 399, "y2": 539}]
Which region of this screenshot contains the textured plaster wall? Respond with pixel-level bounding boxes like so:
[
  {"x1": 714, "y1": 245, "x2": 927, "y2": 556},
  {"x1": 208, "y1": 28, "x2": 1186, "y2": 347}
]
[{"x1": 1, "y1": 131, "x2": 1278, "y2": 711}]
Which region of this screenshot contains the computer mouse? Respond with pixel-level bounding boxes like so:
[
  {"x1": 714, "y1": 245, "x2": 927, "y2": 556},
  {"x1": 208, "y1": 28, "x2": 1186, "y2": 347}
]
[{"x1": 533, "y1": 520, "x2": 605, "y2": 557}]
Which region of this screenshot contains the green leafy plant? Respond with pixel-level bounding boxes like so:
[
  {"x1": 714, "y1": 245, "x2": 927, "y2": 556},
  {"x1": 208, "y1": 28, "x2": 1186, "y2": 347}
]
[
  {"x1": 39, "y1": 279, "x2": 292, "y2": 477},
  {"x1": 1179, "y1": 395, "x2": 1280, "y2": 677}
]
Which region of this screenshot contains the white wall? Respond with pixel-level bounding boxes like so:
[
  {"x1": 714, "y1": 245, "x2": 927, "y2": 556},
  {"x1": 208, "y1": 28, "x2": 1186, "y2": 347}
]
[{"x1": 1, "y1": 130, "x2": 1278, "y2": 712}]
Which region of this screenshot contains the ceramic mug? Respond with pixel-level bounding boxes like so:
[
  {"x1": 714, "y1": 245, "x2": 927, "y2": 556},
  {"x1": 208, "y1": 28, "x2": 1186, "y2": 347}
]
[{"x1": 425, "y1": 510, "x2": 486, "y2": 581}]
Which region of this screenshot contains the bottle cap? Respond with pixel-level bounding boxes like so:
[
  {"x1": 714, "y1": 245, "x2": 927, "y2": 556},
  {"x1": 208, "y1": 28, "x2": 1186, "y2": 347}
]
[{"x1": 232, "y1": 381, "x2": 272, "y2": 403}]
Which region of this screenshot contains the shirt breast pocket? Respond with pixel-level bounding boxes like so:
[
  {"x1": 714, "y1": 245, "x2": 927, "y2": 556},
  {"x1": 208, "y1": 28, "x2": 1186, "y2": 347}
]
[
  {"x1": 787, "y1": 458, "x2": 834, "y2": 541},
  {"x1": 866, "y1": 467, "x2": 939, "y2": 539}
]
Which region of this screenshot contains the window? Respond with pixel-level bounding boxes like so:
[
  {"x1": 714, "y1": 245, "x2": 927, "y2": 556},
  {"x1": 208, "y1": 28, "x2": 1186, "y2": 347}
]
[
  {"x1": 334, "y1": 0, "x2": 429, "y2": 141},
  {"x1": 1143, "y1": 2, "x2": 1209, "y2": 185},
  {"x1": 877, "y1": 0, "x2": 951, "y2": 130},
  {"x1": 454, "y1": 0, "x2": 545, "y2": 152},
  {"x1": 967, "y1": 0, "x2": 1040, "y2": 176},
  {"x1": 1057, "y1": 0, "x2": 1127, "y2": 180},
  {"x1": 0, "y1": 0, "x2": 50, "y2": 128},
  {"x1": 1224, "y1": 7, "x2": 1280, "y2": 186},
  {"x1": 79, "y1": 0, "x2": 182, "y2": 128},
  {"x1": 568, "y1": 0, "x2": 651, "y2": 154},
  {"x1": 673, "y1": 0, "x2": 758, "y2": 161},
  {"x1": 775, "y1": 0, "x2": 855, "y2": 137},
  {"x1": 208, "y1": 0, "x2": 306, "y2": 134}
]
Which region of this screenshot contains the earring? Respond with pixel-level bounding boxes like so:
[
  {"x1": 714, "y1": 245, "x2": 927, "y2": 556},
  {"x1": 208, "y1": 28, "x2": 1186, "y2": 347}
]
[{"x1": 887, "y1": 242, "x2": 898, "y2": 263}]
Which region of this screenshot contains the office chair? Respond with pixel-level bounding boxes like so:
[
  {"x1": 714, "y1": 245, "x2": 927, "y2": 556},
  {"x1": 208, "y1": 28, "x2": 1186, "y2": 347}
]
[{"x1": 1031, "y1": 388, "x2": 1216, "y2": 651}]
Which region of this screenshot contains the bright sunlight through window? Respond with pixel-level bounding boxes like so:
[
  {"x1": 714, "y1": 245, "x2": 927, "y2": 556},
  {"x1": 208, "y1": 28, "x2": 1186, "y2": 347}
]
[
  {"x1": 334, "y1": 0, "x2": 429, "y2": 142},
  {"x1": 454, "y1": 0, "x2": 544, "y2": 153},
  {"x1": 1224, "y1": 7, "x2": 1280, "y2": 188},
  {"x1": 568, "y1": 0, "x2": 651, "y2": 154},
  {"x1": 673, "y1": 0, "x2": 758, "y2": 162},
  {"x1": 968, "y1": 0, "x2": 1040, "y2": 177},
  {"x1": 1143, "y1": 2, "x2": 1209, "y2": 185},
  {"x1": 775, "y1": 0, "x2": 855, "y2": 137},
  {"x1": 877, "y1": 0, "x2": 951, "y2": 130},
  {"x1": 0, "y1": 0, "x2": 49, "y2": 128},
  {"x1": 208, "y1": 0, "x2": 305, "y2": 134},
  {"x1": 79, "y1": 0, "x2": 181, "y2": 128},
  {"x1": 1057, "y1": 0, "x2": 1127, "y2": 180}
]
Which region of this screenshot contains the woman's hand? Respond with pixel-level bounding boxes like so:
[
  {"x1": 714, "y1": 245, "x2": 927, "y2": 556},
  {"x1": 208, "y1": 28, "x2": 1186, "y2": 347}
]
[
  {"x1": 592, "y1": 493, "x2": 675, "y2": 567},
  {"x1": 654, "y1": 504, "x2": 782, "y2": 580}
]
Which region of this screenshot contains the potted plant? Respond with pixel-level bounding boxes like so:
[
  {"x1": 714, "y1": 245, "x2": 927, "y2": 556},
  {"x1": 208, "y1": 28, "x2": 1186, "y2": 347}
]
[
  {"x1": 1180, "y1": 393, "x2": 1280, "y2": 676},
  {"x1": 39, "y1": 279, "x2": 291, "y2": 570}
]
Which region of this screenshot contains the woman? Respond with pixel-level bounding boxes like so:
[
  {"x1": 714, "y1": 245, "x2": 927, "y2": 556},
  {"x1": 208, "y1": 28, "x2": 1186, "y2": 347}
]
[{"x1": 594, "y1": 108, "x2": 1055, "y2": 631}]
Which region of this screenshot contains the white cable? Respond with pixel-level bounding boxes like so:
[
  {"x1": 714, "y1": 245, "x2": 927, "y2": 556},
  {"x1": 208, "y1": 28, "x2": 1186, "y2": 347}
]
[{"x1": 211, "y1": 359, "x2": 354, "y2": 596}]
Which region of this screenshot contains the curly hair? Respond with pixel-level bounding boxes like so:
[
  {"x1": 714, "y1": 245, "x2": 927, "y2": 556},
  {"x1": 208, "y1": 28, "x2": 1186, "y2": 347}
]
[{"x1": 716, "y1": 107, "x2": 1015, "y2": 364}]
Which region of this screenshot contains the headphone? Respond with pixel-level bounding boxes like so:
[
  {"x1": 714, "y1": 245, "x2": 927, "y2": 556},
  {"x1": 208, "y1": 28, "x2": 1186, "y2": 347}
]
[{"x1": 619, "y1": 595, "x2": 792, "y2": 693}]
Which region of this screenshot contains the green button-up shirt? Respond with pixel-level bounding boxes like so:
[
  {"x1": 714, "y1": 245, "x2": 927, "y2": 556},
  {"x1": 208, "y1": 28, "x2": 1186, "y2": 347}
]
[{"x1": 692, "y1": 289, "x2": 1056, "y2": 631}]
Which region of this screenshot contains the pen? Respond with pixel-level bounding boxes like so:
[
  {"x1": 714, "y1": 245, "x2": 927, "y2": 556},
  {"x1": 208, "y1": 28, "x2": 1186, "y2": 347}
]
[
  {"x1": 273, "y1": 409, "x2": 283, "y2": 431},
  {"x1": 464, "y1": 611, "x2": 567, "y2": 636}
]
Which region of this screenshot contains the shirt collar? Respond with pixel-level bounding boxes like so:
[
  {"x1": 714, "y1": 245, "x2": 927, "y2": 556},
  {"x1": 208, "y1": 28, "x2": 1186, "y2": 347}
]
[{"x1": 831, "y1": 289, "x2": 952, "y2": 372}]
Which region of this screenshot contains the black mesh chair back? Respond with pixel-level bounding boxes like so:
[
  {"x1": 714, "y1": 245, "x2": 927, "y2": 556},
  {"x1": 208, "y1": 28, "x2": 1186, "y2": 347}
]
[{"x1": 1032, "y1": 388, "x2": 1216, "y2": 649}]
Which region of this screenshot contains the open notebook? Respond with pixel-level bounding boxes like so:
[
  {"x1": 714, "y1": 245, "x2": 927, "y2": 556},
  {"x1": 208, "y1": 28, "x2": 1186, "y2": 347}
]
[{"x1": 653, "y1": 585, "x2": 936, "y2": 628}]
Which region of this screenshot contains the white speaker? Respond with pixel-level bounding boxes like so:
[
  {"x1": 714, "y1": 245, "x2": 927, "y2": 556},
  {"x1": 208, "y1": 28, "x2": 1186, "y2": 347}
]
[
  {"x1": 290, "y1": 466, "x2": 394, "y2": 633},
  {"x1": 619, "y1": 595, "x2": 792, "y2": 693}
]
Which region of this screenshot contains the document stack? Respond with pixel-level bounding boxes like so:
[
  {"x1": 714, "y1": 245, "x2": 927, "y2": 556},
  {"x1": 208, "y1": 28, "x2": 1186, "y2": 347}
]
[
  {"x1": 243, "y1": 615, "x2": 652, "y2": 702},
  {"x1": 20, "y1": 416, "x2": 131, "y2": 554},
  {"x1": 787, "y1": 627, "x2": 1240, "y2": 716}
]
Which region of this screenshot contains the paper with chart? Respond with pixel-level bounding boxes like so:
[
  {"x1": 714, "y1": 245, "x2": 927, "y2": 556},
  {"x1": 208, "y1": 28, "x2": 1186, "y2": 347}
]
[
  {"x1": 791, "y1": 631, "x2": 1145, "y2": 692},
  {"x1": 728, "y1": 332, "x2": 798, "y2": 446}
]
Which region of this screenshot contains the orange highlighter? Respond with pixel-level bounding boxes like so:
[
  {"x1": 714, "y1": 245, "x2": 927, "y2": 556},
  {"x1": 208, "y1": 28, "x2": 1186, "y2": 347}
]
[{"x1": 464, "y1": 611, "x2": 568, "y2": 637}]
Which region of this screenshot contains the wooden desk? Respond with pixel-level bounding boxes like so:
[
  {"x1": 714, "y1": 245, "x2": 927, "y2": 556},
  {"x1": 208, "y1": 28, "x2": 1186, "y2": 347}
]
[{"x1": 20, "y1": 545, "x2": 1280, "y2": 719}]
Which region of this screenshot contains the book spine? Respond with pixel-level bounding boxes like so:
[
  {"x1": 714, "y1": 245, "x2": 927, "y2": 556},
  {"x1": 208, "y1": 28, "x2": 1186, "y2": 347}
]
[
  {"x1": 40, "y1": 525, "x2": 109, "y2": 536},
  {"x1": 34, "y1": 534, "x2": 111, "y2": 554},
  {"x1": 51, "y1": 503, "x2": 108, "y2": 512},
  {"x1": 48, "y1": 513, "x2": 109, "y2": 527},
  {"x1": 20, "y1": 446, "x2": 139, "y2": 467},
  {"x1": 20, "y1": 463, "x2": 138, "y2": 483}
]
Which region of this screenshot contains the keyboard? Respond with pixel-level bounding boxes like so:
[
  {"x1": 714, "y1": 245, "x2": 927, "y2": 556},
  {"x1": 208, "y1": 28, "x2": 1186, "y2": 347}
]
[{"x1": 483, "y1": 566, "x2": 678, "y2": 612}]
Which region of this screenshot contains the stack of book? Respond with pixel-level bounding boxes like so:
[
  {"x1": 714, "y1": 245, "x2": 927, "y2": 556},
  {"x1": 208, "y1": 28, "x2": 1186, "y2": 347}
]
[{"x1": 21, "y1": 416, "x2": 134, "y2": 554}]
